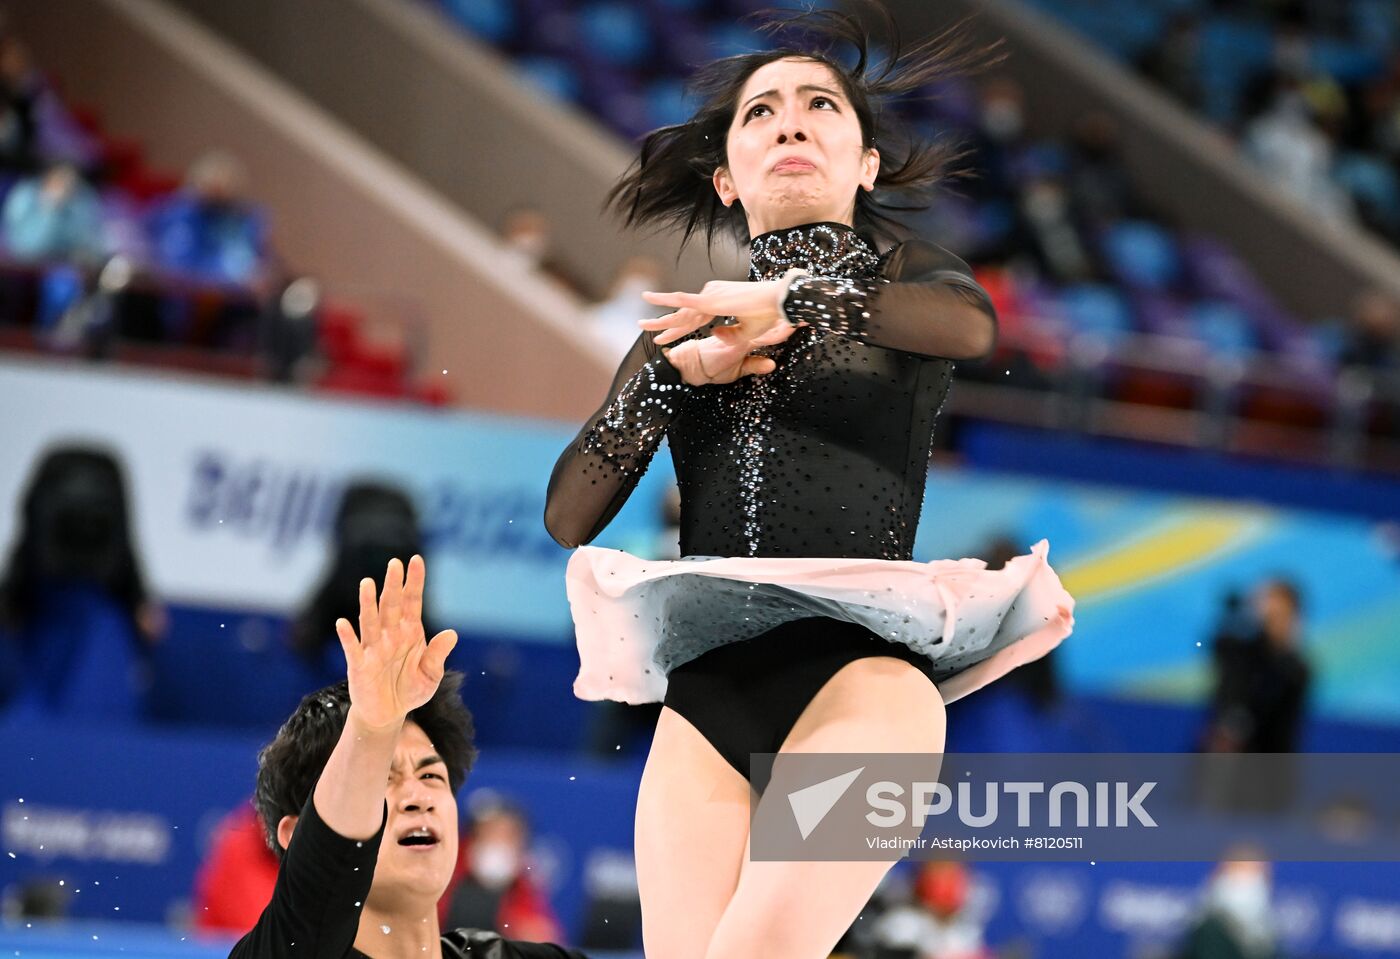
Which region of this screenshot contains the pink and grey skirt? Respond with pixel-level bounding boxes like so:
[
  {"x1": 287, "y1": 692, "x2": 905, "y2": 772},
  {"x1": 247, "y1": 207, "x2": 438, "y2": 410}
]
[{"x1": 565, "y1": 539, "x2": 1075, "y2": 705}]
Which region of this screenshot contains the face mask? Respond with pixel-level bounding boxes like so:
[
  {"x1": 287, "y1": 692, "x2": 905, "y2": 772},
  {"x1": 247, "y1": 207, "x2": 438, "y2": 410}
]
[
  {"x1": 507, "y1": 232, "x2": 548, "y2": 262},
  {"x1": 982, "y1": 101, "x2": 1023, "y2": 141},
  {"x1": 1024, "y1": 183, "x2": 1066, "y2": 219},
  {"x1": 471, "y1": 842, "x2": 521, "y2": 889},
  {"x1": 1208, "y1": 873, "x2": 1271, "y2": 932}
]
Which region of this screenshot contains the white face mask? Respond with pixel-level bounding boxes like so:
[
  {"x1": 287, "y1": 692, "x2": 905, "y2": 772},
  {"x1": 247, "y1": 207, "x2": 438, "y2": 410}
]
[
  {"x1": 471, "y1": 842, "x2": 521, "y2": 889},
  {"x1": 1208, "y1": 873, "x2": 1272, "y2": 936},
  {"x1": 507, "y1": 232, "x2": 548, "y2": 262},
  {"x1": 982, "y1": 101, "x2": 1023, "y2": 141}
]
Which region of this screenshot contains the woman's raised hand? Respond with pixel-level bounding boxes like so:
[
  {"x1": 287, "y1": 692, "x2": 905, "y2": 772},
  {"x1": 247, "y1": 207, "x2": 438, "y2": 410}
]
[
  {"x1": 335, "y1": 555, "x2": 458, "y2": 731},
  {"x1": 661, "y1": 320, "x2": 796, "y2": 386},
  {"x1": 640, "y1": 278, "x2": 794, "y2": 345}
]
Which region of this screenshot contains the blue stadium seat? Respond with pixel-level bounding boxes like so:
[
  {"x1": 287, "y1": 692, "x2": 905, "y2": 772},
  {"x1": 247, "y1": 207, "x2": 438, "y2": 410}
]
[
  {"x1": 1101, "y1": 220, "x2": 1181, "y2": 291},
  {"x1": 439, "y1": 0, "x2": 515, "y2": 45},
  {"x1": 643, "y1": 77, "x2": 692, "y2": 129},
  {"x1": 1335, "y1": 151, "x2": 1400, "y2": 231},
  {"x1": 1351, "y1": 0, "x2": 1400, "y2": 51},
  {"x1": 1310, "y1": 38, "x2": 1385, "y2": 83},
  {"x1": 644, "y1": 0, "x2": 704, "y2": 13},
  {"x1": 578, "y1": 2, "x2": 652, "y2": 67},
  {"x1": 1189, "y1": 300, "x2": 1256, "y2": 360},
  {"x1": 1058, "y1": 283, "x2": 1134, "y2": 344},
  {"x1": 705, "y1": 21, "x2": 766, "y2": 59},
  {"x1": 1198, "y1": 18, "x2": 1274, "y2": 121},
  {"x1": 1306, "y1": 318, "x2": 1351, "y2": 366},
  {"x1": 516, "y1": 55, "x2": 583, "y2": 104}
]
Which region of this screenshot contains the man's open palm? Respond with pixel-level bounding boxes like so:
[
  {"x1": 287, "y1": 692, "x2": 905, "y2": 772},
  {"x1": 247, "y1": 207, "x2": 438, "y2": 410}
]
[{"x1": 335, "y1": 555, "x2": 458, "y2": 729}]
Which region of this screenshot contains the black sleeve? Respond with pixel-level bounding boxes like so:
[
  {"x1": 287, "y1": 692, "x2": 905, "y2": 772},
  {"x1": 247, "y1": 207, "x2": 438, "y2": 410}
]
[
  {"x1": 443, "y1": 929, "x2": 590, "y2": 959},
  {"x1": 542, "y1": 332, "x2": 692, "y2": 549},
  {"x1": 780, "y1": 239, "x2": 998, "y2": 360},
  {"x1": 228, "y1": 793, "x2": 384, "y2": 959}
]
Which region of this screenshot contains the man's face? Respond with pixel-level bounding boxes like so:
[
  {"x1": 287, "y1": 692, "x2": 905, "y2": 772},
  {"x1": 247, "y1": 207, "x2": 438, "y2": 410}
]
[
  {"x1": 1253, "y1": 583, "x2": 1298, "y2": 644},
  {"x1": 367, "y1": 721, "x2": 459, "y2": 910}
]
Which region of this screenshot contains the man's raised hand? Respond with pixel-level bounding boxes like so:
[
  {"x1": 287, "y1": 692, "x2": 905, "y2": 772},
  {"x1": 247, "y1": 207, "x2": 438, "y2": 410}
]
[{"x1": 334, "y1": 555, "x2": 458, "y2": 731}]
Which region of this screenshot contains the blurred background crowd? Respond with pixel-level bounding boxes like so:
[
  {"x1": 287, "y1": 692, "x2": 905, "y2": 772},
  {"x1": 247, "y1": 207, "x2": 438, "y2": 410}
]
[{"x1": 2, "y1": 0, "x2": 1400, "y2": 957}]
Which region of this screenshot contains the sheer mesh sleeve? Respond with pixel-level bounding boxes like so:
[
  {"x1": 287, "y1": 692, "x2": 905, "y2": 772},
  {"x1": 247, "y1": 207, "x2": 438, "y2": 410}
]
[
  {"x1": 544, "y1": 333, "x2": 691, "y2": 548},
  {"x1": 781, "y1": 239, "x2": 998, "y2": 360}
]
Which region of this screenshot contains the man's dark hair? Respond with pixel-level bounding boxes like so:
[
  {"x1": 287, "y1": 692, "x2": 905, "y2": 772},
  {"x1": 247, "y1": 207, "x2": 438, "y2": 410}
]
[
  {"x1": 604, "y1": 2, "x2": 1006, "y2": 250},
  {"x1": 252, "y1": 670, "x2": 477, "y2": 857}
]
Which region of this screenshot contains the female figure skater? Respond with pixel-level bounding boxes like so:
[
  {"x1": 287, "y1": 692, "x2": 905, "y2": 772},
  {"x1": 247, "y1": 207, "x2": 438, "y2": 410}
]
[{"x1": 544, "y1": 10, "x2": 1074, "y2": 959}]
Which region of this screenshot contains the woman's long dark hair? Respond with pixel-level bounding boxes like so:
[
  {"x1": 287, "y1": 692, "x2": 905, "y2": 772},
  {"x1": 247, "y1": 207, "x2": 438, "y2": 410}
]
[{"x1": 605, "y1": 3, "x2": 1006, "y2": 250}]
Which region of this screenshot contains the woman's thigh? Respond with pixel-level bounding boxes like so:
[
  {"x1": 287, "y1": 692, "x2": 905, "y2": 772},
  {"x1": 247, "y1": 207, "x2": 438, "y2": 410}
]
[
  {"x1": 635, "y1": 704, "x2": 754, "y2": 959},
  {"x1": 703, "y1": 657, "x2": 947, "y2": 959}
]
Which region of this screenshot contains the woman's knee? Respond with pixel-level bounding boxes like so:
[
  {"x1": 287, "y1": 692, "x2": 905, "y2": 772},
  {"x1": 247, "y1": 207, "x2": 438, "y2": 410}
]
[{"x1": 704, "y1": 858, "x2": 897, "y2": 959}]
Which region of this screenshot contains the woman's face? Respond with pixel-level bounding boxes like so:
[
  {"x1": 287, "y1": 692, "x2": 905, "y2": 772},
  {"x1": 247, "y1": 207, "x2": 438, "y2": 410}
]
[{"x1": 715, "y1": 57, "x2": 879, "y2": 236}]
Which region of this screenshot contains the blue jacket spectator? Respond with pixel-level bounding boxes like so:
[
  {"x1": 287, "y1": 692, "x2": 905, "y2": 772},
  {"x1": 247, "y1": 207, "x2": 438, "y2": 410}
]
[
  {"x1": 147, "y1": 151, "x2": 267, "y2": 285},
  {"x1": 1, "y1": 162, "x2": 107, "y2": 263}
]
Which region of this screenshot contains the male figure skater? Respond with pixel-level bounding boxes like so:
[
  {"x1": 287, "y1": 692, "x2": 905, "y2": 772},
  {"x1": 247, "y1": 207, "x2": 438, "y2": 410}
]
[{"x1": 230, "y1": 555, "x2": 587, "y2": 959}]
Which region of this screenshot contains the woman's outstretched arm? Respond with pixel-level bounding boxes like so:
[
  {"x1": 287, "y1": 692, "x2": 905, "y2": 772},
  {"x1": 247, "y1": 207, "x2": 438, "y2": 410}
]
[
  {"x1": 779, "y1": 239, "x2": 998, "y2": 361},
  {"x1": 543, "y1": 333, "x2": 692, "y2": 548},
  {"x1": 640, "y1": 240, "x2": 997, "y2": 362}
]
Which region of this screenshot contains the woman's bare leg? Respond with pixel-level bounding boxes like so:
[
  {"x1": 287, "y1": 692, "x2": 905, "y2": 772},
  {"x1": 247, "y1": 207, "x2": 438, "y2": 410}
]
[
  {"x1": 701, "y1": 657, "x2": 947, "y2": 959},
  {"x1": 635, "y1": 704, "x2": 753, "y2": 959}
]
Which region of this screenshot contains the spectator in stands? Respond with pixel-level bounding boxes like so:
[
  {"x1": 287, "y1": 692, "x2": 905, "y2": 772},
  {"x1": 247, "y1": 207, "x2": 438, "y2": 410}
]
[
  {"x1": 291, "y1": 481, "x2": 431, "y2": 689},
  {"x1": 232, "y1": 555, "x2": 585, "y2": 958},
  {"x1": 191, "y1": 801, "x2": 280, "y2": 936},
  {"x1": 1, "y1": 876, "x2": 71, "y2": 919},
  {"x1": 960, "y1": 76, "x2": 1028, "y2": 206},
  {"x1": 0, "y1": 160, "x2": 110, "y2": 332},
  {"x1": 1065, "y1": 111, "x2": 1140, "y2": 230},
  {"x1": 1178, "y1": 853, "x2": 1280, "y2": 959},
  {"x1": 258, "y1": 275, "x2": 323, "y2": 383},
  {"x1": 1243, "y1": 79, "x2": 1353, "y2": 220},
  {"x1": 147, "y1": 150, "x2": 267, "y2": 286},
  {"x1": 868, "y1": 861, "x2": 994, "y2": 959},
  {"x1": 444, "y1": 793, "x2": 564, "y2": 943},
  {"x1": 1201, "y1": 577, "x2": 1311, "y2": 754},
  {"x1": 143, "y1": 150, "x2": 268, "y2": 348},
  {"x1": 1136, "y1": 11, "x2": 1206, "y2": 113},
  {"x1": 1, "y1": 161, "x2": 106, "y2": 263},
  {"x1": 1337, "y1": 288, "x2": 1400, "y2": 437},
  {"x1": 499, "y1": 207, "x2": 583, "y2": 296},
  {"x1": 1360, "y1": 50, "x2": 1400, "y2": 163},
  {"x1": 1337, "y1": 288, "x2": 1400, "y2": 371},
  {"x1": 0, "y1": 445, "x2": 163, "y2": 720},
  {"x1": 0, "y1": 34, "x2": 39, "y2": 175},
  {"x1": 586, "y1": 254, "x2": 665, "y2": 359},
  {"x1": 1012, "y1": 171, "x2": 1099, "y2": 285}
]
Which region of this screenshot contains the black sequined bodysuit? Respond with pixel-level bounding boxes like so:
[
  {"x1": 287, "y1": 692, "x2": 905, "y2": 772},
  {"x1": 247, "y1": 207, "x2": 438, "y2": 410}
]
[
  {"x1": 546, "y1": 221, "x2": 1000, "y2": 786},
  {"x1": 545, "y1": 221, "x2": 997, "y2": 560}
]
